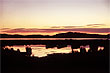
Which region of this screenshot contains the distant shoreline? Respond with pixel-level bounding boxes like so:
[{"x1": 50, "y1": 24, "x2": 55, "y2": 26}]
[{"x1": 0, "y1": 38, "x2": 108, "y2": 41}]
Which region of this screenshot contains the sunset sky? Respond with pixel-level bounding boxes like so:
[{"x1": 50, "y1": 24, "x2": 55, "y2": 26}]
[{"x1": 0, "y1": 0, "x2": 110, "y2": 35}]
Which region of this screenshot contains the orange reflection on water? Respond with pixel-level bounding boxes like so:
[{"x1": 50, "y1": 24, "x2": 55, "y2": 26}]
[
  {"x1": 4, "y1": 45, "x2": 72, "y2": 57},
  {"x1": 98, "y1": 46, "x2": 104, "y2": 51},
  {"x1": 73, "y1": 48, "x2": 80, "y2": 53},
  {"x1": 80, "y1": 45, "x2": 90, "y2": 52},
  {"x1": 4, "y1": 45, "x2": 104, "y2": 57},
  {"x1": 4, "y1": 45, "x2": 26, "y2": 52},
  {"x1": 85, "y1": 45, "x2": 90, "y2": 52},
  {"x1": 85, "y1": 48, "x2": 90, "y2": 52}
]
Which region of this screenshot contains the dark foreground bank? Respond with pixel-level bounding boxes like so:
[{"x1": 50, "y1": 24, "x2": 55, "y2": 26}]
[{"x1": 1, "y1": 40, "x2": 109, "y2": 73}]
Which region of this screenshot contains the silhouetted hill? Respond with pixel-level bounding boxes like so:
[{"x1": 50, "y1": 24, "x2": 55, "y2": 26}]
[
  {"x1": 0, "y1": 34, "x2": 48, "y2": 38},
  {"x1": 53, "y1": 32, "x2": 109, "y2": 38},
  {"x1": 0, "y1": 34, "x2": 23, "y2": 38},
  {"x1": 0, "y1": 32, "x2": 109, "y2": 38}
]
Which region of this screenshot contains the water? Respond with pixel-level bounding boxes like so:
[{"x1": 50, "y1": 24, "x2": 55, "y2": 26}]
[
  {"x1": 4, "y1": 44, "x2": 104, "y2": 57},
  {"x1": 4, "y1": 45, "x2": 72, "y2": 57},
  {"x1": 0, "y1": 38, "x2": 107, "y2": 40},
  {"x1": 1, "y1": 38, "x2": 105, "y2": 57}
]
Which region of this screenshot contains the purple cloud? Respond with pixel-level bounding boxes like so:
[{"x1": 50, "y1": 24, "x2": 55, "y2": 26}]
[
  {"x1": 50, "y1": 26, "x2": 83, "y2": 29},
  {"x1": 1, "y1": 28, "x2": 110, "y2": 34}
]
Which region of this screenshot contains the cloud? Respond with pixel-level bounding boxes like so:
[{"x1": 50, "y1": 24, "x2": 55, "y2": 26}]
[
  {"x1": 50, "y1": 26, "x2": 61, "y2": 28},
  {"x1": 50, "y1": 26, "x2": 83, "y2": 29},
  {"x1": 0, "y1": 28, "x2": 11, "y2": 30},
  {"x1": 63, "y1": 26, "x2": 83, "y2": 28},
  {"x1": 86, "y1": 24, "x2": 106, "y2": 27},
  {"x1": 1, "y1": 28, "x2": 110, "y2": 34},
  {"x1": 50, "y1": 24, "x2": 106, "y2": 29}
]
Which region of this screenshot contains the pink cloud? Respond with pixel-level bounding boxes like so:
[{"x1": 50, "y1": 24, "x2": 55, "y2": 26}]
[{"x1": 1, "y1": 28, "x2": 110, "y2": 34}]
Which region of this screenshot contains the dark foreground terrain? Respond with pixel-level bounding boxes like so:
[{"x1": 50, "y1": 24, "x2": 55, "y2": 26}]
[{"x1": 1, "y1": 40, "x2": 109, "y2": 73}]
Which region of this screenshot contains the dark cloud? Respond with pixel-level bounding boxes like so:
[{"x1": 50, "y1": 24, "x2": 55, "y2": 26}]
[
  {"x1": 2, "y1": 28, "x2": 110, "y2": 34},
  {"x1": 63, "y1": 26, "x2": 83, "y2": 28},
  {"x1": 50, "y1": 26, "x2": 61, "y2": 28},
  {"x1": 86, "y1": 24, "x2": 105, "y2": 26}
]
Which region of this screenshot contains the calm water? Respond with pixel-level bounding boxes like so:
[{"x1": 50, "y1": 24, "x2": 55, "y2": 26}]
[
  {"x1": 2, "y1": 38, "x2": 105, "y2": 57},
  {"x1": 4, "y1": 45, "x2": 104, "y2": 57},
  {"x1": 0, "y1": 38, "x2": 107, "y2": 40}
]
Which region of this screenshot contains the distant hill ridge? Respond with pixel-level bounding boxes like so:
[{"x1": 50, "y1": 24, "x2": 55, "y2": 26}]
[{"x1": 0, "y1": 32, "x2": 109, "y2": 38}]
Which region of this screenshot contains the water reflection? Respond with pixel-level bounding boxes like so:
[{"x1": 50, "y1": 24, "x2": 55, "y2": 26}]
[
  {"x1": 4, "y1": 45, "x2": 72, "y2": 57},
  {"x1": 98, "y1": 46, "x2": 104, "y2": 51},
  {"x1": 73, "y1": 48, "x2": 80, "y2": 52},
  {"x1": 4, "y1": 45, "x2": 104, "y2": 57}
]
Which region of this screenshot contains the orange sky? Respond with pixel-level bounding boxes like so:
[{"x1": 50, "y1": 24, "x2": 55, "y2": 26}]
[{"x1": 0, "y1": 0, "x2": 109, "y2": 35}]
